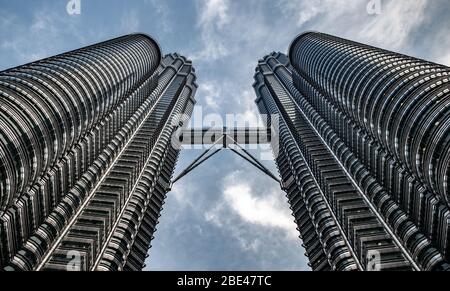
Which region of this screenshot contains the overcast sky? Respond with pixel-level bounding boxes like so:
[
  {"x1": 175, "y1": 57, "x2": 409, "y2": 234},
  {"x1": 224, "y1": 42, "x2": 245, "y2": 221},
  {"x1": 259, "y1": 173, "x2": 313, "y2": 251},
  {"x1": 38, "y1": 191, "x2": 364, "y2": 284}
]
[{"x1": 1, "y1": 0, "x2": 449, "y2": 271}]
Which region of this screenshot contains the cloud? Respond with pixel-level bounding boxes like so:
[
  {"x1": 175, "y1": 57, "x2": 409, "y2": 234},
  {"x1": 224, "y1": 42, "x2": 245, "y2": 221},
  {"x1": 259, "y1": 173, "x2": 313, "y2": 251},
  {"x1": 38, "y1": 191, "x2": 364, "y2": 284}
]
[
  {"x1": 236, "y1": 89, "x2": 261, "y2": 127},
  {"x1": 148, "y1": 0, "x2": 447, "y2": 271},
  {"x1": 277, "y1": 0, "x2": 430, "y2": 51},
  {"x1": 197, "y1": 81, "x2": 222, "y2": 111},
  {"x1": 358, "y1": 0, "x2": 429, "y2": 50},
  {"x1": 3, "y1": 0, "x2": 449, "y2": 272},
  {"x1": 278, "y1": 0, "x2": 357, "y2": 27},
  {"x1": 223, "y1": 184, "x2": 297, "y2": 237},
  {"x1": 191, "y1": 0, "x2": 280, "y2": 62},
  {"x1": 181, "y1": 0, "x2": 443, "y2": 270},
  {"x1": 148, "y1": 148, "x2": 308, "y2": 270},
  {"x1": 153, "y1": 0, "x2": 448, "y2": 271},
  {"x1": 190, "y1": 0, "x2": 231, "y2": 60},
  {"x1": 205, "y1": 171, "x2": 299, "y2": 243},
  {"x1": 199, "y1": 0, "x2": 230, "y2": 28}
]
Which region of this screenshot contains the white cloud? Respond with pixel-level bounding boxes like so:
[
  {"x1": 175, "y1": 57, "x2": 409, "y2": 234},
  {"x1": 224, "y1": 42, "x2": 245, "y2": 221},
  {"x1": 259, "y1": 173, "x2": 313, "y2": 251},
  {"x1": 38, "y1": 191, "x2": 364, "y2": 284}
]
[
  {"x1": 171, "y1": 186, "x2": 187, "y2": 204},
  {"x1": 358, "y1": 0, "x2": 429, "y2": 50},
  {"x1": 237, "y1": 89, "x2": 261, "y2": 127},
  {"x1": 3, "y1": 0, "x2": 446, "y2": 271},
  {"x1": 199, "y1": 0, "x2": 230, "y2": 28},
  {"x1": 278, "y1": 0, "x2": 429, "y2": 51},
  {"x1": 198, "y1": 81, "x2": 222, "y2": 111},
  {"x1": 278, "y1": 0, "x2": 356, "y2": 27},
  {"x1": 188, "y1": 0, "x2": 433, "y2": 142},
  {"x1": 223, "y1": 184, "x2": 296, "y2": 236},
  {"x1": 205, "y1": 171, "x2": 299, "y2": 243},
  {"x1": 191, "y1": 0, "x2": 232, "y2": 60},
  {"x1": 190, "y1": 78, "x2": 262, "y2": 128}
]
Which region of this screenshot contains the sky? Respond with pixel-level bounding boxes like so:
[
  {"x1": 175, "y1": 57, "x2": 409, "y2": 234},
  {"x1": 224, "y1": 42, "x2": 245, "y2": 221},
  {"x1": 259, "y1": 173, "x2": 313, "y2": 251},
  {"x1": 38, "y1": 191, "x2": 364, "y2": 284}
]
[{"x1": 0, "y1": 0, "x2": 449, "y2": 271}]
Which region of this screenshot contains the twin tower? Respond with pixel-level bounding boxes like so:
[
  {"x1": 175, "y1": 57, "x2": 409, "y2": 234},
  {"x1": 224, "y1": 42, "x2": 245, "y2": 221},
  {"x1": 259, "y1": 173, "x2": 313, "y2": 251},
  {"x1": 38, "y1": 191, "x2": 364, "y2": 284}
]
[{"x1": 0, "y1": 32, "x2": 450, "y2": 271}]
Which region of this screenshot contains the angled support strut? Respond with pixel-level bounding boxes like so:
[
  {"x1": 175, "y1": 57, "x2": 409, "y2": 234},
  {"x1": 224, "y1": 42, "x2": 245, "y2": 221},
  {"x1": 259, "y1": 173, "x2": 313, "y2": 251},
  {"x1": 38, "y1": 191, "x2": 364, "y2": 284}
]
[{"x1": 169, "y1": 128, "x2": 282, "y2": 190}]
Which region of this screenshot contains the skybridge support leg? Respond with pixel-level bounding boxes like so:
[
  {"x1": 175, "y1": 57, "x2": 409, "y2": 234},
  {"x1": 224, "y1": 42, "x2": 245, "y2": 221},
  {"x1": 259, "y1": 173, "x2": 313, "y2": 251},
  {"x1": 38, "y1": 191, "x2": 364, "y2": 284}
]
[{"x1": 169, "y1": 128, "x2": 283, "y2": 191}]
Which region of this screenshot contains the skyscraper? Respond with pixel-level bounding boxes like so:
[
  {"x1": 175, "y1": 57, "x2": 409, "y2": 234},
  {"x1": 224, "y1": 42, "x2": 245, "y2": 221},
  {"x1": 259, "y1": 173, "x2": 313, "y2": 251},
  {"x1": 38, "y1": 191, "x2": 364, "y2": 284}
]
[
  {"x1": 1, "y1": 30, "x2": 450, "y2": 273},
  {"x1": 0, "y1": 34, "x2": 197, "y2": 271},
  {"x1": 254, "y1": 32, "x2": 450, "y2": 271}
]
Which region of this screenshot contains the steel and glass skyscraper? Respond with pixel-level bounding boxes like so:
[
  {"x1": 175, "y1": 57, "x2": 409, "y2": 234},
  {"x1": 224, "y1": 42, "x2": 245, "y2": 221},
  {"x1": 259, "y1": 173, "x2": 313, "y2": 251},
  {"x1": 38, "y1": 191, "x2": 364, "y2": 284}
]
[
  {"x1": 0, "y1": 34, "x2": 197, "y2": 271},
  {"x1": 254, "y1": 32, "x2": 450, "y2": 271},
  {"x1": 2, "y1": 30, "x2": 450, "y2": 272}
]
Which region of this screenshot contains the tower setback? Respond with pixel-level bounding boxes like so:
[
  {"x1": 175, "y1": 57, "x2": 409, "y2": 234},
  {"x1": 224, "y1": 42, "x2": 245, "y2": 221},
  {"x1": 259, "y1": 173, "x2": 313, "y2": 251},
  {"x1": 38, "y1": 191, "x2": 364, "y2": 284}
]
[
  {"x1": 0, "y1": 35, "x2": 197, "y2": 271},
  {"x1": 254, "y1": 32, "x2": 450, "y2": 271}
]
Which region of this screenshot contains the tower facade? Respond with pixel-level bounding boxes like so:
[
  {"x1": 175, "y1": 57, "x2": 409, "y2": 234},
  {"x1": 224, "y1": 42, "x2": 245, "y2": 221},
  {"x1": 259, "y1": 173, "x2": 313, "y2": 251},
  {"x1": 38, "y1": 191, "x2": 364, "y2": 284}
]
[
  {"x1": 0, "y1": 35, "x2": 197, "y2": 271},
  {"x1": 254, "y1": 32, "x2": 450, "y2": 271}
]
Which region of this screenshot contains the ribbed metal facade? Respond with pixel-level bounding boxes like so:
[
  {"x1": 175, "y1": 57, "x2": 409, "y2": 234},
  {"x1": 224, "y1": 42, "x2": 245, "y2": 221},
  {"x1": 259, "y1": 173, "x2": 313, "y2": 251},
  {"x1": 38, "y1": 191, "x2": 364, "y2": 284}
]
[
  {"x1": 254, "y1": 32, "x2": 450, "y2": 271},
  {"x1": 0, "y1": 35, "x2": 197, "y2": 271}
]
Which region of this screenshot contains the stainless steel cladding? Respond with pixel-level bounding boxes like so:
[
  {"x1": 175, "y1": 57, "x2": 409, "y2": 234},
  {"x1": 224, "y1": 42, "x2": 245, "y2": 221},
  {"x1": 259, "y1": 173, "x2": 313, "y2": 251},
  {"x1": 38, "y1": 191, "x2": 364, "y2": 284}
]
[
  {"x1": 0, "y1": 35, "x2": 197, "y2": 271},
  {"x1": 255, "y1": 31, "x2": 450, "y2": 271}
]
